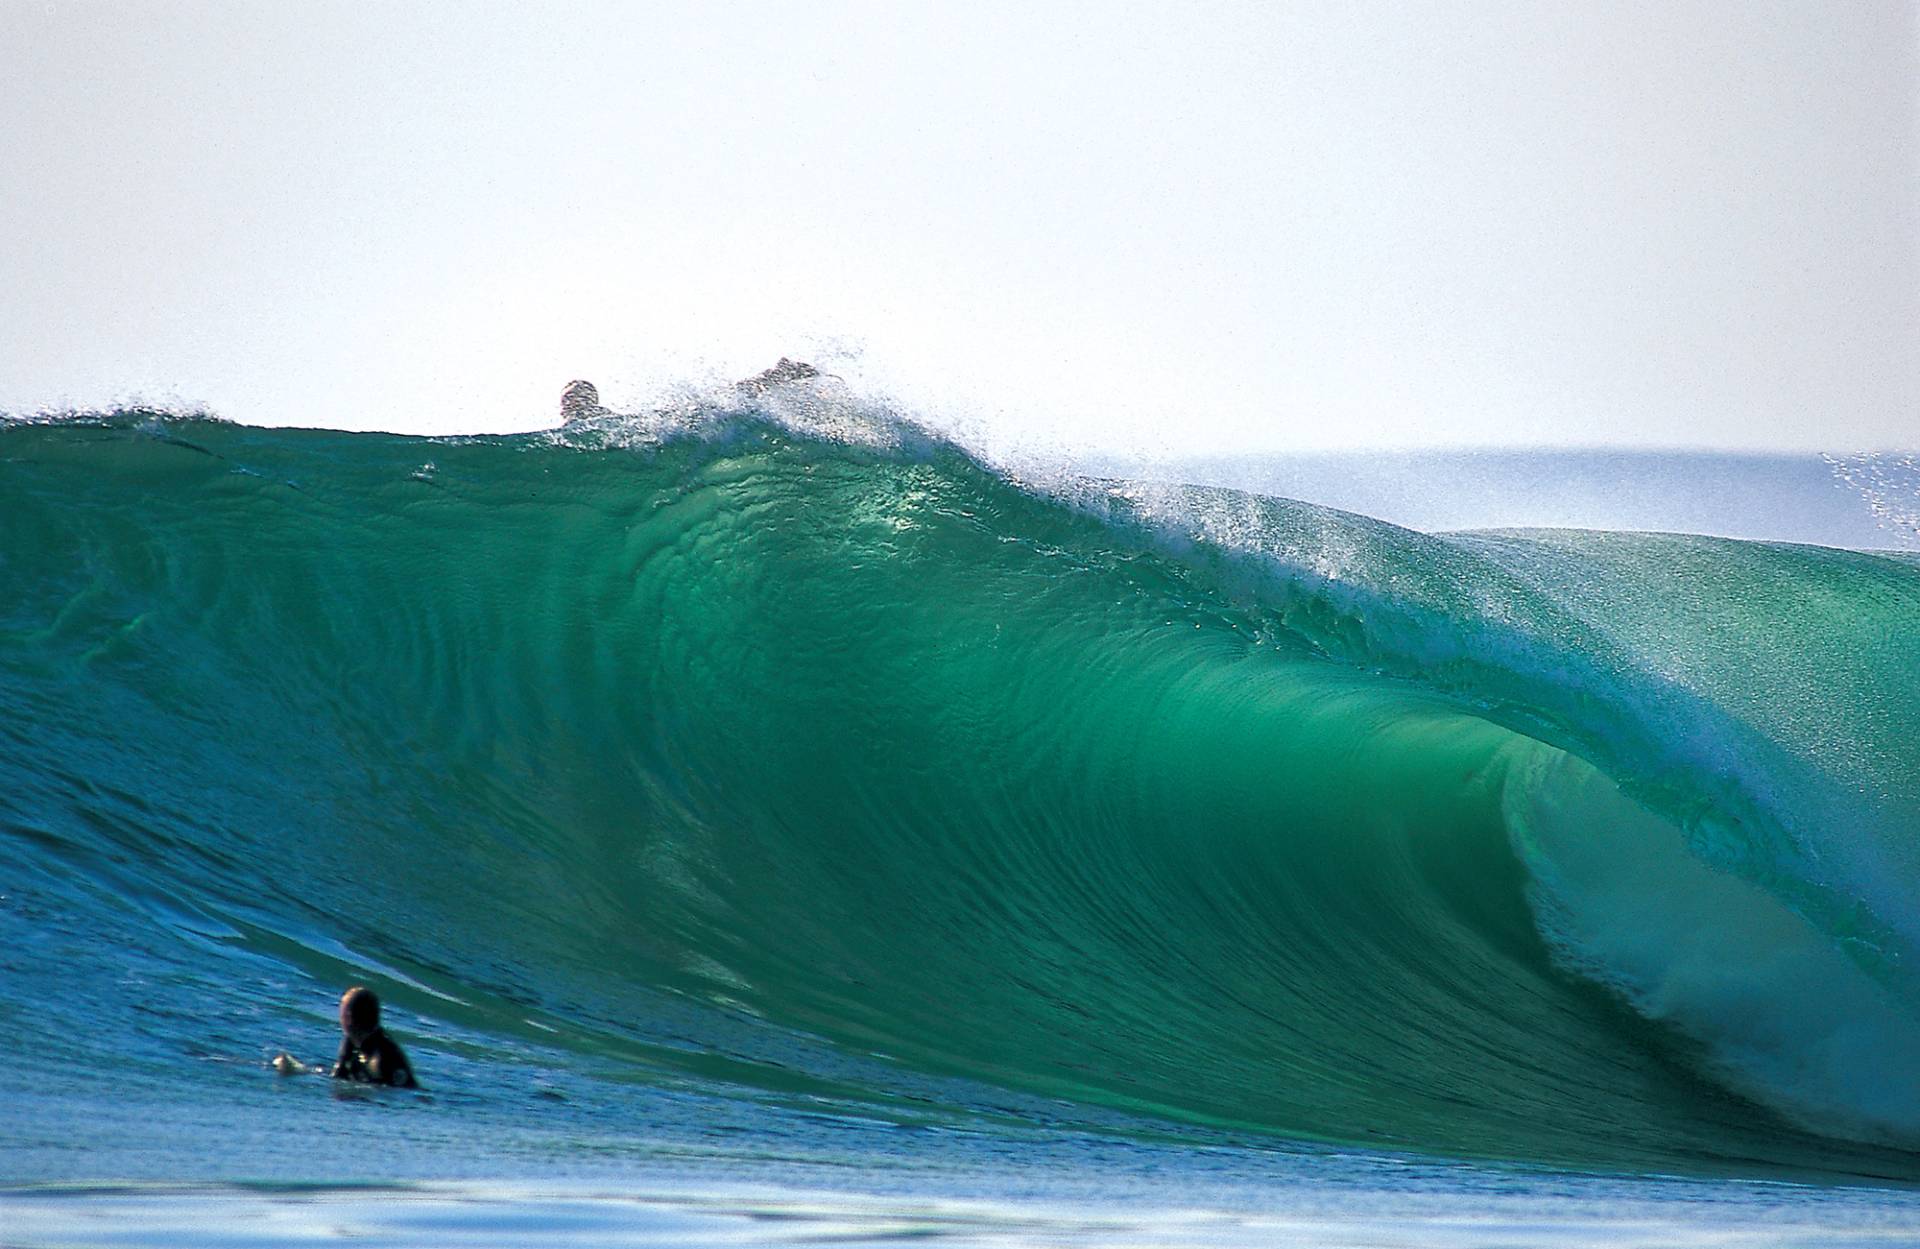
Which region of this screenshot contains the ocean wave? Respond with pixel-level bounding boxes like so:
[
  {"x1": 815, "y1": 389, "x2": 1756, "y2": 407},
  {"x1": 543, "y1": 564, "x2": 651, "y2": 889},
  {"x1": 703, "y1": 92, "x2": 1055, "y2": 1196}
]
[{"x1": 3, "y1": 397, "x2": 1918, "y2": 1177}]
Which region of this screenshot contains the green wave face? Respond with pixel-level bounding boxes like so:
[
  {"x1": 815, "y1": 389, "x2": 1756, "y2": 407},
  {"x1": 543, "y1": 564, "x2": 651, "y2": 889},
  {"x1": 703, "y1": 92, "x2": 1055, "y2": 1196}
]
[{"x1": 4, "y1": 407, "x2": 1920, "y2": 1178}]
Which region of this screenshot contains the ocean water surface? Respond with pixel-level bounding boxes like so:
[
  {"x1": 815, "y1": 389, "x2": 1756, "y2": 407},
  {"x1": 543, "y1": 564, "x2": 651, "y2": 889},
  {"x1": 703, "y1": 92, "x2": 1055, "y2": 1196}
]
[{"x1": 4, "y1": 382, "x2": 1919, "y2": 1244}]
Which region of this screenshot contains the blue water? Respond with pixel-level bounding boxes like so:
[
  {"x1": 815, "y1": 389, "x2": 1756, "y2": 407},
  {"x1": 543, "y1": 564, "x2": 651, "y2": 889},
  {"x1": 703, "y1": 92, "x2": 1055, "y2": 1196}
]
[{"x1": 5, "y1": 383, "x2": 1920, "y2": 1245}]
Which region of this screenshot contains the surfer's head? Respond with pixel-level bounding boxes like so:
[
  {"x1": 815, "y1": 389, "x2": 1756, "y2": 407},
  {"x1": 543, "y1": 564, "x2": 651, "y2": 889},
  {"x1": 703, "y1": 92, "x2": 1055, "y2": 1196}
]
[
  {"x1": 560, "y1": 379, "x2": 601, "y2": 422},
  {"x1": 339, "y1": 986, "x2": 381, "y2": 1042}
]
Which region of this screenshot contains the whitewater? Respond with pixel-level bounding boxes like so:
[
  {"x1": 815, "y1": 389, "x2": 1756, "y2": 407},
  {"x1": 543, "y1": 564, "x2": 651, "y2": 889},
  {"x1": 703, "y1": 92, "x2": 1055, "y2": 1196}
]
[{"x1": 4, "y1": 378, "x2": 1920, "y2": 1245}]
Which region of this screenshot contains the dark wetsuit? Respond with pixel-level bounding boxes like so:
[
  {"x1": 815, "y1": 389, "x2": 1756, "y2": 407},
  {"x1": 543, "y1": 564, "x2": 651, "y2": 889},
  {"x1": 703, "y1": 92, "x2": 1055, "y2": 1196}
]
[{"x1": 331, "y1": 1027, "x2": 418, "y2": 1088}]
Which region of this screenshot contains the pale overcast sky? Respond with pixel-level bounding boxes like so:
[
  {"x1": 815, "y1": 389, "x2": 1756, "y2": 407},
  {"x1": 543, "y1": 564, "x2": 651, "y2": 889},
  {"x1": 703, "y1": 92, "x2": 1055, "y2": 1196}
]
[{"x1": 2, "y1": 2, "x2": 1915, "y2": 452}]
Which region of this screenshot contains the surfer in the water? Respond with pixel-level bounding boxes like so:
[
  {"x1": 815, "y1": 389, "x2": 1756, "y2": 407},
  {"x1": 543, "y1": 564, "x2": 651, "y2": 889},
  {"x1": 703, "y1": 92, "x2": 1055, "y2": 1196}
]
[
  {"x1": 735, "y1": 357, "x2": 822, "y2": 392},
  {"x1": 330, "y1": 986, "x2": 418, "y2": 1088}
]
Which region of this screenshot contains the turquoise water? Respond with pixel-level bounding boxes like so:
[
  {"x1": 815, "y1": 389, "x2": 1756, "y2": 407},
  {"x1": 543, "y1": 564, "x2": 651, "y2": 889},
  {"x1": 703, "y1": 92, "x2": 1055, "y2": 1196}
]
[
  {"x1": 11, "y1": 1171, "x2": 1920, "y2": 1248},
  {"x1": 4, "y1": 389, "x2": 1920, "y2": 1242}
]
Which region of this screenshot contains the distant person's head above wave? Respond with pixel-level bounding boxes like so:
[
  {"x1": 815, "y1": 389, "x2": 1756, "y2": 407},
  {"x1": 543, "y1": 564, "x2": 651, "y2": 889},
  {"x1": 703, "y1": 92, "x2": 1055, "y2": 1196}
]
[{"x1": 560, "y1": 379, "x2": 604, "y2": 423}]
